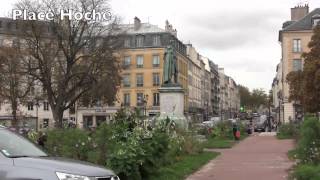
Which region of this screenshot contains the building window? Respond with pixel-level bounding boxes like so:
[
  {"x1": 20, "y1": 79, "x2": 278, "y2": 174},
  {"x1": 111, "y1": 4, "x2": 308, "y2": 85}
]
[
  {"x1": 153, "y1": 73, "x2": 160, "y2": 86},
  {"x1": 293, "y1": 59, "x2": 302, "y2": 71},
  {"x1": 313, "y1": 18, "x2": 320, "y2": 27},
  {"x1": 122, "y1": 74, "x2": 131, "y2": 87},
  {"x1": 153, "y1": 35, "x2": 160, "y2": 46},
  {"x1": 137, "y1": 93, "x2": 144, "y2": 106},
  {"x1": 124, "y1": 38, "x2": 130, "y2": 47},
  {"x1": 43, "y1": 101, "x2": 49, "y2": 111},
  {"x1": 136, "y1": 55, "x2": 144, "y2": 68},
  {"x1": 83, "y1": 116, "x2": 93, "y2": 129},
  {"x1": 43, "y1": 119, "x2": 49, "y2": 128},
  {"x1": 27, "y1": 102, "x2": 34, "y2": 111},
  {"x1": 293, "y1": 39, "x2": 302, "y2": 52},
  {"x1": 123, "y1": 93, "x2": 130, "y2": 106},
  {"x1": 153, "y1": 93, "x2": 160, "y2": 106},
  {"x1": 152, "y1": 55, "x2": 160, "y2": 68},
  {"x1": 136, "y1": 35, "x2": 144, "y2": 47},
  {"x1": 123, "y1": 56, "x2": 131, "y2": 69},
  {"x1": 136, "y1": 74, "x2": 144, "y2": 87}
]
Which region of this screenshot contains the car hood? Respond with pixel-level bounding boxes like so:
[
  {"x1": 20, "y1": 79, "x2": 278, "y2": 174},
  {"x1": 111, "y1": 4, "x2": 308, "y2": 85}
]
[{"x1": 13, "y1": 156, "x2": 115, "y2": 177}]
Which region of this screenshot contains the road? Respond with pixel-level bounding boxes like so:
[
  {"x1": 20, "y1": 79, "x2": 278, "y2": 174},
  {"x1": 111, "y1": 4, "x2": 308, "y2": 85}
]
[{"x1": 186, "y1": 133, "x2": 294, "y2": 180}]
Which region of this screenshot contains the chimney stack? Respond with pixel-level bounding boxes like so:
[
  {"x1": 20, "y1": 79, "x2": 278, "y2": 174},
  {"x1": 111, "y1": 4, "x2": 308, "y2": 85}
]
[
  {"x1": 134, "y1": 17, "x2": 141, "y2": 31},
  {"x1": 165, "y1": 20, "x2": 177, "y2": 37},
  {"x1": 291, "y1": 4, "x2": 309, "y2": 21}
]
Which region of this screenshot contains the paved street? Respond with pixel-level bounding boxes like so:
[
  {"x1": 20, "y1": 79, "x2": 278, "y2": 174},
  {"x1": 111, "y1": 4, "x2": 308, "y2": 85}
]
[{"x1": 187, "y1": 134, "x2": 294, "y2": 180}]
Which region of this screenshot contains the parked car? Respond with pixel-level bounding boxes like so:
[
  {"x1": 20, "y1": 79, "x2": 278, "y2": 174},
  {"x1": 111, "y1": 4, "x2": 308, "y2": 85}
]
[
  {"x1": 0, "y1": 126, "x2": 119, "y2": 180},
  {"x1": 253, "y1": 115, "x2": 267, "y2": 132}
]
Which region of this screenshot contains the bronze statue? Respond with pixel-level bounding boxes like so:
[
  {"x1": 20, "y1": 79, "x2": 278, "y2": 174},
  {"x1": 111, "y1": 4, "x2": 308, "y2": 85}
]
[{"x1": 163, "y1": 45, "x2": 178, "y2": 85}]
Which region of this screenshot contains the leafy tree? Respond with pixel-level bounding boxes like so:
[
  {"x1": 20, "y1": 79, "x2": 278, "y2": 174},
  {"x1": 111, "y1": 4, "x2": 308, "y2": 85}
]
[
  {"x1": 15, "y1": 0, "x2": 122, "y2": 128},
  {"x1": 238, "y1": 85, "x2": 268, "y2": 111},
  {"x1": 0, "y1": 47, "x2": 34, "y2": 127},
  {"x1": 301, "y1": 26, "x2": 320, "y2": 113},
  {"x1": 286, "y1": 71, "x2": 304, "y2": 104},
  {"x1": 238, "y1": 85, "x2": 251, "y2": 107}
]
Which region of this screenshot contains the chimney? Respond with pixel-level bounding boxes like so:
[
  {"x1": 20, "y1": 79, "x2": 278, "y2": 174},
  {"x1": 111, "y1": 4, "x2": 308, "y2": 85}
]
[
  {"x1": 165, "y1": 20, "x2": 177, "y2": 37},
  {"x1": 134, "y1": 17, "x2": 141, "y2": 31},
  {"x1": 291, "y1": 4, "x2": 309, "y2": 21}
]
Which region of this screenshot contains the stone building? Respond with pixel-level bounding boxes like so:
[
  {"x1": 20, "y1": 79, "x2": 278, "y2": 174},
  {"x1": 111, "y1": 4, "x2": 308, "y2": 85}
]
[
  {"x1": 276, "y1": 5, "x2": 320, "y2": 122},
  {"x1": 186, "y1": 44, "x2": 204, "y2": 121}
]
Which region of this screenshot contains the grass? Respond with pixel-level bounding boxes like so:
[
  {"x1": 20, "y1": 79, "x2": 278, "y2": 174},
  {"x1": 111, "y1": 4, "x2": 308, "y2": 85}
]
[
  {"x1": 277, "y1": 133, "x2": 294, "y2": 140},
  {"x1": 204, "y1": 133, "x2": 248, "y2": 149},
  {"x1": 204, "y1": 137, "x2": 235, "y2": 149},
  {"x1": 149, "y1": 151, "x2": 220, "y2": 180}
]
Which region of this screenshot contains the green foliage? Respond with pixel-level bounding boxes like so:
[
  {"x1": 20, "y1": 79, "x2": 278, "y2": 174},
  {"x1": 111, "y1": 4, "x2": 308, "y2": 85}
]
[
  {"x1": 292, "y1": 165, "x2": 320, "y2": 180},
  {"x1": 238, "y1": 85, "x2": 268, "y2": 111},
  {"x1": 277, "y1": 123, "x2": 300, "y2": 140},
  {"x1": 45, "y1": 129, "x2": 91, "y2": 161},
  {"x1": 149, "y1": 152, "x2": 220, "y2": 180},
  {"x1": 211, "y1": 121, "x2": 234, "y2": 139},
  {"x1": 38, "y1": 109, "x2": 208, "y2": 180},
  {"x1": 296, "y1": 118, "x2": 320, "y2": 165},
  {"x1": 204, "y1": 138, "x2": 234, "y2": 149}
]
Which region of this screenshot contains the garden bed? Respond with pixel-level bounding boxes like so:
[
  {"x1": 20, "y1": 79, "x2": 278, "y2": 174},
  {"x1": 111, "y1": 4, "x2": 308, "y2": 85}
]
[{"x1": 149, "y1": 151, "x2": 220, "y2": 180}]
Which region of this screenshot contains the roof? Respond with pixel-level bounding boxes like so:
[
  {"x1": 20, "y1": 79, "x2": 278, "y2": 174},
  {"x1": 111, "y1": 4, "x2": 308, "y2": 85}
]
[
  {"x1": 283, "y1": 8, "x2": 320, "y2": 31},
  {"x1": 118, "y1": 23, "x2": 166, "y2": 34}
]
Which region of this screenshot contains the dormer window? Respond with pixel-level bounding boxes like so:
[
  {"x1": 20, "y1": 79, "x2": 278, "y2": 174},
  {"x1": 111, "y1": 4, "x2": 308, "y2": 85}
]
[
  {"x1": 312, "y1": 14, "x2": 320, "y2": 27},
  {"x1": 136, "y1": 35, "x2": 144, "y2": 47}
]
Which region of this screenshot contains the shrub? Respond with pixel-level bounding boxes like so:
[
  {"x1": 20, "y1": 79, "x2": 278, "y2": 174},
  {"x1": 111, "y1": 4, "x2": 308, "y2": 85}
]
[
  {"x1": 45, "y1": 129, "x2": 91, "y2": 161},
  {"x1": 292, "y1": 164, "x2": 320, "y2": 180},
  {"x1": 296, "y1": 117, "x2": 320, "y2": 165},
  {"x1": 38, "y1": 109, "x2": 205, "y2": 180},
  {"x1": 211, "y1": 121, "x2": 233, "y2": 140},
  {"x1": 277, "y1": 123, "x2": 299, "y2": 140}
]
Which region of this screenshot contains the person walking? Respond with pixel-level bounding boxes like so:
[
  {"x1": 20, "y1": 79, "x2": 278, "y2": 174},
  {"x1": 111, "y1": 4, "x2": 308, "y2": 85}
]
[{"x1": 233, "y1": 123, "x2": 240, "y2": 140}]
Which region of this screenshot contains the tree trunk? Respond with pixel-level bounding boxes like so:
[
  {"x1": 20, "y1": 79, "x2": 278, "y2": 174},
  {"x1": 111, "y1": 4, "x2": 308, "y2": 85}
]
[
  {"x1": 11, "y1": 100, "x2": 18, "y2": 127},
  {"x1": 52, "y1": 107, "x2": 64, "y2": 128}
]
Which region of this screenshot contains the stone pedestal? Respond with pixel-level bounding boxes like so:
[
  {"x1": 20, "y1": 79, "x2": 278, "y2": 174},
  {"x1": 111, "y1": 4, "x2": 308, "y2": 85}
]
[{"x1": 158, "y1": 85, "x2": 188, "y2": 129}]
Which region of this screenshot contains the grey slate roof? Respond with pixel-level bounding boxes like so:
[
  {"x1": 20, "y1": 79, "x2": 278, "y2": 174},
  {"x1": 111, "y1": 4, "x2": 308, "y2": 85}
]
[
  {"x1": 283, "y1": 8, "x2": 320, "y2": 31},
  {"x1": 118, "y1": 23, "x2": 166, "y2": 34}
]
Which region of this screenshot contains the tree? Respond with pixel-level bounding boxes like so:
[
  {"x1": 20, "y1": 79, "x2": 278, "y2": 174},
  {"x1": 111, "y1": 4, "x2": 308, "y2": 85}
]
[
  {"x1": 0, "y1": 47, "x2": 34, "y2": 127},
  {"x1": 286, "y1": 71, "x2": 304, "y2": 104},
  {"x1": 287, "y1": 26, "x2": 320, "y2": 113},
  {"x1": 238, "y1": 85, "x2": 251, "y2": 108},
  {"x1": 301, "y1": 26, "x2": 320, "y2": 113},
  {"x1": 15, "y1": 0, "x2": 122, "y2": 128},
  {"x1": 251, "y1": 88, "x2": 268, "y2": 110},
  {"x1": 238, "y1": 85, "x2": 268, "y2": 111}
]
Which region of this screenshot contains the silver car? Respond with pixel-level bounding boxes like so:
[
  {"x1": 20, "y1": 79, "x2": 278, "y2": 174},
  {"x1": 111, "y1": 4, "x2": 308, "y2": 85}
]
[{"x1": 0, "y1": 126, "x2": 119, "y2": 180}]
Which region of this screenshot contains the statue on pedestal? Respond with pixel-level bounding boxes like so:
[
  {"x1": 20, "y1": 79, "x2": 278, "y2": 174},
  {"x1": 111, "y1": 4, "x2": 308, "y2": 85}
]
[{"x1": 163, "y1": 44, "x2": 178, "y2": 85}]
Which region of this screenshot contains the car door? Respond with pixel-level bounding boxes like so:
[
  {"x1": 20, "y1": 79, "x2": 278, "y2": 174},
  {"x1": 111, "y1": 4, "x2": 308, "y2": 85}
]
[{"x1": 0, "y1": 152, "x2": 14, "y2": 179}]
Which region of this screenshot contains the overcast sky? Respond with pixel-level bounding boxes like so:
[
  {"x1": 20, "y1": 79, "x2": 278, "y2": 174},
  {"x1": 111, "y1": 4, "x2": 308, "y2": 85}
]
[{"x1": 1, "y1": 0, "x2": 320, "y2": 91}]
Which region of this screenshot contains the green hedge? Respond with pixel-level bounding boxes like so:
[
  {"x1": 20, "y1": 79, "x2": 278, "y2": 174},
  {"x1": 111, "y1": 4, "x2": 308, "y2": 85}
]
[
  {"x1": 292, "y1": 165, "x2": 320, "y2": 180},
  {"x1": 277, "y1": 123, "x2": 299, "y2": 140}
]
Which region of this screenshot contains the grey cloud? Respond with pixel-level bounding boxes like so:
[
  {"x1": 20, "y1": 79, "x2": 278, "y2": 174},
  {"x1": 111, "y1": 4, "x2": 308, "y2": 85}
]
[{"x1": 179, "y1": 9, "x2": 286, "y2": 50}]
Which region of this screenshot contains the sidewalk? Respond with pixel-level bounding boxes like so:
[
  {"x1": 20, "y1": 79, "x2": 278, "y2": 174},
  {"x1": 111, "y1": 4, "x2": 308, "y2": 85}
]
[{"x1": 186, "y1": 134, "x2": 294, "y2": 180}]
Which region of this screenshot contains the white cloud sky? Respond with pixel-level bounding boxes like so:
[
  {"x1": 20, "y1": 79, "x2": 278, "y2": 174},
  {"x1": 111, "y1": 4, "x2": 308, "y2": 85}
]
[{"x1": 1, "y1": 0, "x2": 320, "y2": 91}]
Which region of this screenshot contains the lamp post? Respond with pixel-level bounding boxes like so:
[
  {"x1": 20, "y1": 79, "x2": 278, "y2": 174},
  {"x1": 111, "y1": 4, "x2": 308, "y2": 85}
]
[
  {"x1": 138, "y1": 94, "x2": 148, "y2": 117},
  {"x1": 35, "y1": 99, "x2": 40, "y2": 131}
]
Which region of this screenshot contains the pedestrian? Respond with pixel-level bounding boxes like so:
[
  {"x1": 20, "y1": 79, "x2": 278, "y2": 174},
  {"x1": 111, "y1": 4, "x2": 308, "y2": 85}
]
[
  {"x1": 233, "y1": 123, "x2": 240, "y2": 140},
  {"x1": 37, "y1": 132, "x2": 47, "y2": 148}
]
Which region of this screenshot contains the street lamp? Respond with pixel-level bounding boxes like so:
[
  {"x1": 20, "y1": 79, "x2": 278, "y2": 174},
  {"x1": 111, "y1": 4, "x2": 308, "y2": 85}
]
[
  {"x1": 138, "y1": 94, "x2": 148, "y2": 117},
  {"x1": 34, "y1": 99, "x2": 40, "y2": 131}
]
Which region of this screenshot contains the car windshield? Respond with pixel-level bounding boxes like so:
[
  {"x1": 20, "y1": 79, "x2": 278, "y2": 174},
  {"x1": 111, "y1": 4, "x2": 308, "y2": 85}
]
[{"x1": 0, "y1": 129, "x2": 47, "y2": 158}]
